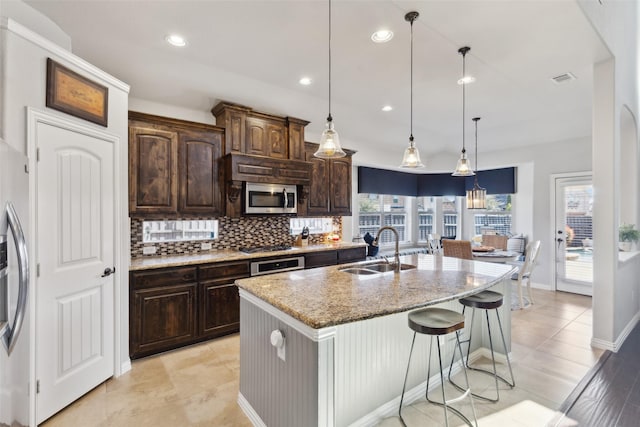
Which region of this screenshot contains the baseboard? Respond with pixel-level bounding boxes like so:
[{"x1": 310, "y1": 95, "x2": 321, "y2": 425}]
[
  {"x1": 592, "y1": 311, "x2": 640, "y2": 352},
  {"x1": 119, "y1": 359, "x2": 132, "y2": 376},
  {"x1": 238, "y1": 392, "x2": 266, "y2": 427},
  {"x1": 349, "y1": 348, "x2": 486, "y2": 427},
  {"x1": 530, "y1": 282, "x2": 552, "y2": 291}
]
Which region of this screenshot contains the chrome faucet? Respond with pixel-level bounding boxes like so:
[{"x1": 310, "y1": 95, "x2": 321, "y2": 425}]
[{"x1": 373, "y1": 226, "x2": 400, "y2": 273}]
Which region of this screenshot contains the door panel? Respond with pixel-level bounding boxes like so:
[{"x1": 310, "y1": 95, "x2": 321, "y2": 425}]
[
  {"x1": 555, "y1": 176, "x2": 593, "y2": 295},
  {"x1": 36, "y1": 120, "x2": 115, "y2": 424}
]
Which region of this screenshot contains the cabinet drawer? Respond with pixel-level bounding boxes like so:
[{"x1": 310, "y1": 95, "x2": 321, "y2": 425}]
[
  {"x1": 305, "y1": 251, "x2": 338, "y2": 268},
  {"x1": 199, "y1": 261, "x2": 250, "y2": 281},
  {"x1": 337, "y1": 247, "x2": 366, "y2": 264},
  {"x1": 130, "y1": 282, "x2": 197, "y2": 358},
  {"x1": 130, "y1": 266, "x2": 197, "y2": 289}
]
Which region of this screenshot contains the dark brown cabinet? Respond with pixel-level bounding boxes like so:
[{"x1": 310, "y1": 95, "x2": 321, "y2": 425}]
[
  {"x1": 129, "y1": 112, "x2": 224, "y2": 217},
  {"x1": 212, "y1": 101, "x2": 309, "y2": 161},
  {"x1": 198, "y1": 261, "x2": 249, "y2": 339},
  {"x1": 337, "y1": 247, "x2": 367, "y2": 264},
  {"x1": 178, "y1": 130, "x2": 223, "y2": 215},
  {"x1": 245, "y1": 117, "x2": 287, "y2": 159},
  {"x1": 129, "y1": 126, "x2": 178, "y2": 214},
  {"x1": 304, "y1": 142, "x2": 354, "y2": 216},
  {"x1": 129, "y1": 267, "x2": 198, "y2": 358},
  {"x1": 304, "y1": 250, "x2": 338, "y2": 269},
  {"x1": 305, "y1": 247, "x2": 366, "y2": 269},
  {"x1": 130, "y1": 261, "x2": 250, "y2": 359}
]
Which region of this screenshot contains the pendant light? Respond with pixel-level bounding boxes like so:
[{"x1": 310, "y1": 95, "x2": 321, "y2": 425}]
[
  {"x1": 314, "y1": 0, "x2": 346, "y2": 158},
  {"x1": 452, "y1": 46, "x2": 474, "y2": 176},
  {"x1": 466, "y1": 117, "x2": 486, "y2": 209},
  {"x1": 400, "y1": 11, "x2": 424, "y2": 168}
]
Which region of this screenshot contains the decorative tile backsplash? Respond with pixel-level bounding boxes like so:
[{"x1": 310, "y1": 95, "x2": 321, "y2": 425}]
[{"x1": 131, "y1": 216, "x2": 343, "y2": 257}]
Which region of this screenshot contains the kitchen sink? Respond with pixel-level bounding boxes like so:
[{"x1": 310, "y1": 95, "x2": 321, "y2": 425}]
[{"x1": 339, "y1": 262, "x2": 416, "y2": 275}]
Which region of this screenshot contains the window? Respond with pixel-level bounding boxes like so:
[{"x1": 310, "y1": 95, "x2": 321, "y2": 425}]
[
  {"x1": 290, "y1": 217, "x2": 334, "y2": 235},
  {"x1": 417, "y1": 197, "x2": 436, "y2": 242},
  {"x1": 358, "y1": 194, "x2": 409, "y2": 244},
  {"x1": 473, "y1": 194, "x2": 512, "y2": 235},
  {"x1": 143, "y1": 219, "x2": 218, "y2": 243},
  {"x1": 358, "y1": 194, "x2": 462, "y2": 246}
]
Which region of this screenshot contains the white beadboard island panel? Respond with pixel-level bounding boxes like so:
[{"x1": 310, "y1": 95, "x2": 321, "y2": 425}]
[{"x1": 237, "y1": 254, "x2": 514, "y2": 426}]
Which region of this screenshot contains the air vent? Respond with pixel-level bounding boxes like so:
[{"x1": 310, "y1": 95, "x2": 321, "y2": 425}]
[{"x1": 551, "y1": 72, "x2": 577, "y2": 84}]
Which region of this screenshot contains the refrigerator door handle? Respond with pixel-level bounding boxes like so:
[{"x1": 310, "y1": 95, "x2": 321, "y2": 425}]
[{"x1": 3, "y1": 202, "x2": 29, "y2": 355}]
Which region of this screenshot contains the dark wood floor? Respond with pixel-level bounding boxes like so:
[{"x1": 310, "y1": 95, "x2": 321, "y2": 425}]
[{"x1": 560, "y1": 322, "x2": 640, "y2": 426}]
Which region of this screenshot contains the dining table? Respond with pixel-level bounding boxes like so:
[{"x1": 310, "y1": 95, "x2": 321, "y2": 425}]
[{"x1": 472, "y1": 247, "x2": 521, "y2": 263}]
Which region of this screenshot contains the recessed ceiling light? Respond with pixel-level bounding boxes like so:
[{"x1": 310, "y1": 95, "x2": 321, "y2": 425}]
[
  {"x1": 371, "y1": 29, "x2": 394, "y2": 43},
  {"x1": 382, "y1": 105, "x2": 393, "y2": 112},
  {"x1": 457, "y1": 75, "x2": 476, "y2": 85},
  {"x1": 299, "y1": 77, "x2": 312, "y2": 86},
  {"x1": 166, "y1": 34, "x2": 187, "y2": 47}
]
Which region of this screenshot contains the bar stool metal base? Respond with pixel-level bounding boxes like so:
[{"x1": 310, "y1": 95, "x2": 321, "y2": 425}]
[
  {"x1": 399, "y1": 308, "x2": 478, "y2": 427},
  {"x1": 448, "y1": 291, "x2": 515, "y2": 403}
]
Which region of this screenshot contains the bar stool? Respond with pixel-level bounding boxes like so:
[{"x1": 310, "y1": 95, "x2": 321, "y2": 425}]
[
  {"x1": 399, "y1": 307, "x2": 477, "y2": 427},
  {"x1": 448, "y1": 290, "x2": 515, "y2": 402}
]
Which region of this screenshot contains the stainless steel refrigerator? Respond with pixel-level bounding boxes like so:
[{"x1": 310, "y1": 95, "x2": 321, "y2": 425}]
[{"x1": 0, "y1": 139, "x2": 30, "y2": 427}]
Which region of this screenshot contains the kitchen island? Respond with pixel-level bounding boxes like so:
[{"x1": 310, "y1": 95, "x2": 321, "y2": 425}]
[{"x1": 235, "y1": 254, "x2": 517, "y2": 427}]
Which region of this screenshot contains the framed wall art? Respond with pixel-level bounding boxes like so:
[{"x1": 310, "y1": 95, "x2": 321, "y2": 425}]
[{"x1": 46, "y1": 58, "x2": 108, "y2": 127}]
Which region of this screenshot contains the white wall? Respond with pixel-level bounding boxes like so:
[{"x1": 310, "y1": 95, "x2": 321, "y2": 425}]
[
  {"x1": 579, "y1": 0, "x2": 640, "y2": 349},
  {"x1": 1, "y1": 7, "x2": 131, "y2": 426}
]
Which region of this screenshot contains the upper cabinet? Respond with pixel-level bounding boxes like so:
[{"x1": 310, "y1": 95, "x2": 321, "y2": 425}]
[
  {"x1": 212, "y1": 101, "x2": 308, "y2": 160},
  {"x1": 304, "y1": 142, "x2": 354, "y2": 216},
  {"x1": 129, "y1": 112, "x2": 224, "y2": 217}
]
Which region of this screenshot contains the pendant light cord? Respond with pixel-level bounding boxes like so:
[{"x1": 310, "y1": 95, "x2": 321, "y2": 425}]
[
  {"x1": 327, "y1": 0, "x2": 332, "y2": 122},
  {"x1": 409, "y1": 14, "x2": 414, "y2": 146},
  {"x1": 462, "y1": 51, "x2": 466, "y2": 154},
  {"x1": 473, "y1": 117, "x2": 480, "y2": 185}
]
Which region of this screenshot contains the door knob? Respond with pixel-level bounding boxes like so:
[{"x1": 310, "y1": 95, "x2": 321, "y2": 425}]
[{"x1": 101, "y1": 267, "x2": 115, "y2": 277}]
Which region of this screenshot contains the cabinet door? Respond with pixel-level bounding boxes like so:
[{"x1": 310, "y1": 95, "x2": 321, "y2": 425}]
[
  {"x1": 245, "y1": 117, "x2": 268, "y2": 156},
  {"x1": 200, "y1": 281, "x2": 240, "y2": 338},
  {"x1": 288, "y1": 120, "x2": 306, "y2": 161},
  {"x1": 338, "y1": 247, "x2": 366, "y2": 264},
  {"x1": 198, "y1": 261, "x2": 248, "y2": 339},
  {"x1": 178, "y1": 129, "x2": 223, "y2": 215},
  {"x1": 266, "y1": 122, "x2": 287, "y2": 159},
  {"x1": 305, "y1": 250, "x2": 337, "y2": 268},
  {"x1": 306, "y1": 144, "x2": 331, "y2": 215},
  {"x1": 129, "y1": 126, "x2": 178, "y2": 214},
  {"x1": 130, "y1": 282, "x2": 197, "y2": 359},
  {"x1": 330, "y1": 157, "x2": 352, "y2": 215}
]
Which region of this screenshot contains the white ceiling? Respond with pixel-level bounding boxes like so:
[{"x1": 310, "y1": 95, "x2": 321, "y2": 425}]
[{"x1": 24, "y1": 0, "x2": 610, "y2": 169}]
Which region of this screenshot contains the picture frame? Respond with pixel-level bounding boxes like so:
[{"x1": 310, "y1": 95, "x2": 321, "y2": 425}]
[{"x1": 46, "y1": 58, "x2": 108, "y2": 127}]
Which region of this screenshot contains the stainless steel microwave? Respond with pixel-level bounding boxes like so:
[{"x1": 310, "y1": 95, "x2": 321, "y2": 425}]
[{"x1": 245, "y1": 182, "x2": 297, "y2": 215}]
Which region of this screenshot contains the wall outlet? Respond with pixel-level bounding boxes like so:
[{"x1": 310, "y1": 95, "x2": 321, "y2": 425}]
[
  {"x1": 142, "y1": 246, "x2": 157, "y2": 255},
  {"x1": 201, "y1": 242, "x2": 212, "y2": 250}
]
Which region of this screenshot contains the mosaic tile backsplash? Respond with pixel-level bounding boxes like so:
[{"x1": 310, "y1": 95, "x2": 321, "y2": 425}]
[{"x1": 131, "y1": 216, "x2": 342, "y2": 257}]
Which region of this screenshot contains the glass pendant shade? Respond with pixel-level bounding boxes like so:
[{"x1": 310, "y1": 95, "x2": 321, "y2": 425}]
[
  {"x1": 466, "y1": 116, "x2": 486, "y2": 209},
  {"x1": 315, "y1": 117, "x2": 346, "y2": 158},
  {"x1": 452, "y1": 152, "x2": 474, "y2": 176},
  {"x1": 400, "y1": 138, "x2": 424, "y2": 168},
  {"x1": 466, "y1": 180, "x2": 486, "y2": 209}
]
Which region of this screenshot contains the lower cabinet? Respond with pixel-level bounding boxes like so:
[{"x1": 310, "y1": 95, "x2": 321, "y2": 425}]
[
  {"x1": 199, "y1": 261, "x2": 249, "y2": 339},
  {"x1": 129, "y1": 261, "x2": 249, "y2": 359},
  {"x1": 129, "y1": 249, "x2": 364, "y2": 359}
]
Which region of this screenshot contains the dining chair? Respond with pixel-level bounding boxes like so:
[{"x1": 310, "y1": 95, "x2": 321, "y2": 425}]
[
  {"x1": 427, "y1": 233, "x2": 442, "y2": 254},
  {"x1": 512, "y1": 240, "x2": 541, "y2": 309},
  {"x1": 482, "y1": 235, "x2": 508, "y2": 250},
  {"x1": 442, "y1": 239, "x2": 473, "y2": 260}
]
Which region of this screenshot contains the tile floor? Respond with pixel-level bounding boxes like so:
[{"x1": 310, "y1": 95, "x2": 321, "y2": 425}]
[{"x1": 42, "y1": 287, "x2": 599, "y2": 427}]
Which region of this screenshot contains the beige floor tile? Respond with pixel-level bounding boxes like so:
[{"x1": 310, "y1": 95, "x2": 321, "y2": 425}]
[{"x1": 43, "y1": 289, "x2": 595, "y2": 427}]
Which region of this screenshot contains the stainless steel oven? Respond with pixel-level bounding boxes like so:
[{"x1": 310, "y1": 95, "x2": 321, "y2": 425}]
[
  {"x1": 250, "y1": 256, "x2": 305, "y2": 276},
  {"x1": 245, "y1": 182, "x2": 297, "y2": 215}
]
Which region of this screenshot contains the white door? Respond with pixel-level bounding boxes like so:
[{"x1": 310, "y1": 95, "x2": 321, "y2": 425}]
[
  {"x1": 35, "y1": 119, "x2": 115, "y2": 423},
  {"x1": 554, "y1": 175, "x2": 593, "y2": 295}
]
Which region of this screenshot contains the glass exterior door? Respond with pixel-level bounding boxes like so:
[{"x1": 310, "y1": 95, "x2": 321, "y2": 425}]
[{"x1": 555, "y1": 176, "x2": 593, "y2": 295}]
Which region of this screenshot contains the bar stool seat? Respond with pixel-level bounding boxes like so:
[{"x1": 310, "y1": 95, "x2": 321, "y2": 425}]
[
  {"x1": 449, "y1": 290, "x2": 515, "y2": 403},
  {"x1": 399, "y1": 307, "x2": 477, "y2": 427}
]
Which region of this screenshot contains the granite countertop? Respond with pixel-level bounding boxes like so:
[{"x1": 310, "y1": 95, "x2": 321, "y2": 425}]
[
  {"x1": 129, "y1": 242, "x2": 366, "y2": 271},
  {"x1": 236, "y1": 254, "x2": 517, "y2": 329}
]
